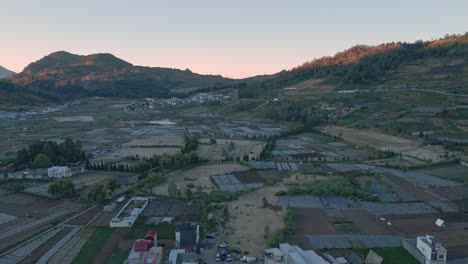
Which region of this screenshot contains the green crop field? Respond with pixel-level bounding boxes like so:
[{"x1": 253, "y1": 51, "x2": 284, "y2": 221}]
[
  {"x1": 356, "y1": 247, "x2": 419, "y2": 264},
  {"x1": 72, "y1": 228, "x2": 114, "y2": 264}
]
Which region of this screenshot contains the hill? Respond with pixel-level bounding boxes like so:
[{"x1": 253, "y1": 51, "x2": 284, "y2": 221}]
[
  {"x1": 0, "y1": 66, "x2": 15, "y2": 79},
  {"x1": 239, "y1": 33, "x2": 468, "y2": 98},
  {"x1": 11, "y1": 51, "x2": 235, "y2": 99}
]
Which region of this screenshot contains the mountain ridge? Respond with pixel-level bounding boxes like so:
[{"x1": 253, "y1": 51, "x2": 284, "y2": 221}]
[
  {"x1": 5, "y1": 32, "x2": 468, "y2": 105},
  {"x1": 0, "y1": 66, "x2": 16, "y2": 79}
]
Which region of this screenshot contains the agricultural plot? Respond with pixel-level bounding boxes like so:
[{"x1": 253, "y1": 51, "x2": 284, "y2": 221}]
[
  {"x1": 152, "y1": 163, "x2": 248, "y2": 195},
  {"x1": 48, "y1": 228, "x2": 95, "y2": 264},
  {"x1": 272, "y1": 132, "x2": 378, "y2": 162},
  {"x1": 418, "y1": 164, "x2": 468, "y2": 183},
  {"x1": 196, "y1": 139, "x2": 266, "y2": 161},
  {"x1": 71, "y1": 171, "x2": 136, "y2": 189},
  {"x1": 140, "y1": 199, "x2": 199, "y2": 218},
  {"x1": 249, "y1": 161, "x2": 299, "y2": 171},
  {"x1": 0, "y1": 227, "x2": 63, "y2": 264},
  {"x1": 305, "y1": 234, "x2": 402, "y2": 249},
  {"x1": 222, "y1": 185, "x2": 286, "y2": 256},
  {"x1": 211, "y1": 170, "x2": 286, "y2": 191},
  {"x1": 0, "y1": 193, "x2": 86, "y2": 252},
  {"x1": 322, "y1": 125, "x2": 450, "y2": 162},
  {"x1": 276, "y1": 195, "x2": 438, "y2": 216}
]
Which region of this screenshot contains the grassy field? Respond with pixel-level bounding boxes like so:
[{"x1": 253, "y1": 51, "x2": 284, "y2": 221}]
[
  {"x1": 72, "y1": 228, "x2": 114, "y2": 264},
  {"x1": 107, "y1": 248, "x2": 130, "y2": 264},
  {"x1": 356, "y1": 247, "x2": 419, "y2": 264},
  {"x1": 125, "y1": 219, "x2": 175, "y2": 240}
]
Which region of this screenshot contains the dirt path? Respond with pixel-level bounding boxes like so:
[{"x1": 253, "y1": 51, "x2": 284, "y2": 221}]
[{"x1": 92, "y1": 228, "x2": 128, "y2": 264}]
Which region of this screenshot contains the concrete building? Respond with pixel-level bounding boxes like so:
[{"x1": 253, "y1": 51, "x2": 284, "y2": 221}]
[
  {"x1": 47, "y1": 166, "x2": 72, "y2": 178},
  {"x1": 416, "y1": 235, "x2": 447, "y2": 264},
  {"x1": 403, "y1": 235, "x2": 447, "y2": 264},
  {"x1": 110, "y1": 197, "x2": 149, "y2": 228},
  {"x1": 265, "y1": 243, "x2": 328, "y2": 264}
]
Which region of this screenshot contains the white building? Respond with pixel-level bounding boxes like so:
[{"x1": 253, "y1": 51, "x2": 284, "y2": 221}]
[
  {"x1": 110, "y1": 197, "x2": 149, "y2": 228},
  {"x1": 416, "y1": 235, "x2": 447, "y2": 264},
  {"x1": 265, "y1": 243, "x2": 328, "y2": 264},
  {"x1": 47, "y1": 166, "x2": 72, "y2": 178}
]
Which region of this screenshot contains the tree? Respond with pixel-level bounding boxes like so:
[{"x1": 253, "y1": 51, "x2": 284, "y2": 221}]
[
  {"x1": 48, "y1": 179, "x2": 75, "y2": 198},
  {"x1": 168, "y1": 182, "x2": 178, "y2": 197},
  {"x1": 88, "y1": 184, "x2": 107, "y2": 202},
  {"x1": 32, "y1": 153, "x2": 50, "y2": 168},
  {"x1": 185, "y1": 188, "x2": 193, "y2": 200},
  {"x1": 107, "y1": 179, "x2": 120, "y2": 195},
  {"x1": 264, "y1": 225, "x2": 270, "y2": 240},
  {"x1": 262, "y1": 196, "x2": 268, "y2": 208}
]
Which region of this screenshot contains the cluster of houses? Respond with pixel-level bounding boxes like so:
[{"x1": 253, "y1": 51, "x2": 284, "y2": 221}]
[
  {"x1": 124, "y1": 224, "x2": 200, "y2": 264},
  {"x1": 127, "y1": 89, "x2": 238, "y2": 111},
  {"x1": 263, "y1": 234, "x2": 447, "y2": 264}
]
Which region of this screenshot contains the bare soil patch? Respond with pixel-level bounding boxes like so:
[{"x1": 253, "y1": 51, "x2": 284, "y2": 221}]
[
  {"x1": 221, "y1": 185, "x2": 286, "y2": 255},
  {"x1": 152, "y1": 163, "x2": 248, "y2": 196}
]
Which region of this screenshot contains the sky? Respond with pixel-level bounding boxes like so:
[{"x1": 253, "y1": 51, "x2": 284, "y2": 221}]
[{"x1": 1, "y1": 0, "x2": 467, "y2": 78}]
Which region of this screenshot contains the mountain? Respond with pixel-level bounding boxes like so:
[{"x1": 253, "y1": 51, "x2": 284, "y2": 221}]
[
  {"x1": 0, "y1": 66, "x2": 15, "y2": 78},
  {"x1": 239, "y1": 33, "x2": 468, "y2": 98},
  {"x1": 12, "y1": 51, "x2": 235, "y2": 99}
]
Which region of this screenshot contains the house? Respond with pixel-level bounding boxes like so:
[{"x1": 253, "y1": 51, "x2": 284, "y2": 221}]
[
  {"x1": 264, "y1": 243, "x2": 328, "y2": 264},
  {"x1": 416, "y1": 235, "x2": 447, "y2": 264},
  {"x1": 124, "y1": 230, "x2": 162, "y2": 264},
  {"x1": 175, "y1": 224, "x2": 199, "y2": 252},
  {"x1": 47, "y1": 166, "x2": 72, "y2": 178},
  {"x1": 403, "y1": 235, "x2": 447, "y2": 264},
  {"x1": 176, "y1": 252, "x2": 198, "y2": 264}
]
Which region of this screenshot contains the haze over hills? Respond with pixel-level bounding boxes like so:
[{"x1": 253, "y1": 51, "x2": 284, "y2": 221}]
[
  {"x1": 0, "y1": 66, "x2": 15, "y2": 79},
  {"x1": 2, "y1": 33, "x2": 467, "y2": 109}
]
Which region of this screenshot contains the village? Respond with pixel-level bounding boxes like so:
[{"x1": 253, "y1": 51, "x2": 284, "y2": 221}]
[{"x1": 0, "y1": 88, "x2": 466, "y2": 264}]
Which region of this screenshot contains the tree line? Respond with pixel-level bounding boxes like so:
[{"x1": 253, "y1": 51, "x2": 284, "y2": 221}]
[{"x1": 15, "y1": 138, "x2": 86, "y2": 170}]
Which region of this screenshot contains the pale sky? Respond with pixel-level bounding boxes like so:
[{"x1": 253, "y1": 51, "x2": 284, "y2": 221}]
[{"x1": 1, "y1": 0, "x2": 467, "y2": 78}]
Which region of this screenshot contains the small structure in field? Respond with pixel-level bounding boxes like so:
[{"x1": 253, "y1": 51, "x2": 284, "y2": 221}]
[{"x1": 48, "y1": 166, "x2": 72, "y2": 178}]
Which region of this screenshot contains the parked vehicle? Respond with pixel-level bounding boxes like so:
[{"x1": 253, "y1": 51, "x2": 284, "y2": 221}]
[
  {"x1": 219, "y1": 241, "x2": 229, "y2": 248},
  {"x1": 240, "y1": 256, "x2": 257, "y2": 263}
]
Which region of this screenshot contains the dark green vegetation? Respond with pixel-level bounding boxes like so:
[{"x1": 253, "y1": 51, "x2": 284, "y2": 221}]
[
  {"x1": 0, "y1": 80, "x2": 59, "y2": 110},
  {"x1": 277, "y1": 175, "x2": 376, "y2": 201},
  {"x1": 15, "y1": 138, "x2": 86, "y2": 170},
  {"x1": 181, "y1": 134, "x2": 200, "y2": 153},
  {"x1": 356, "y1": 247, "x2": 419, "y2": 264},
  {"x1": 125, "y1": 219, "x2": 175, "y2": 240},
  {"x1": 72, "y1": 228, "x2": 114, "y2": 264},
  {"x1": 107, "y1": 248, "x2": 130, "y2": 264},
  {"x1": 48, "y1": 179, "x2": 76, "y2": 198},
  {"x1": 2, "y1": 33, "x2": 467, "y2": 109},
  {"x1": 268, "y1": 208, "x2": 295, "y2": 248},
  {"x1": 9, "y1": 51, "x2": 234, "y2": 101},
  {"x1": 239, "y1": 33, "x2": 468, "y2": 98}
]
